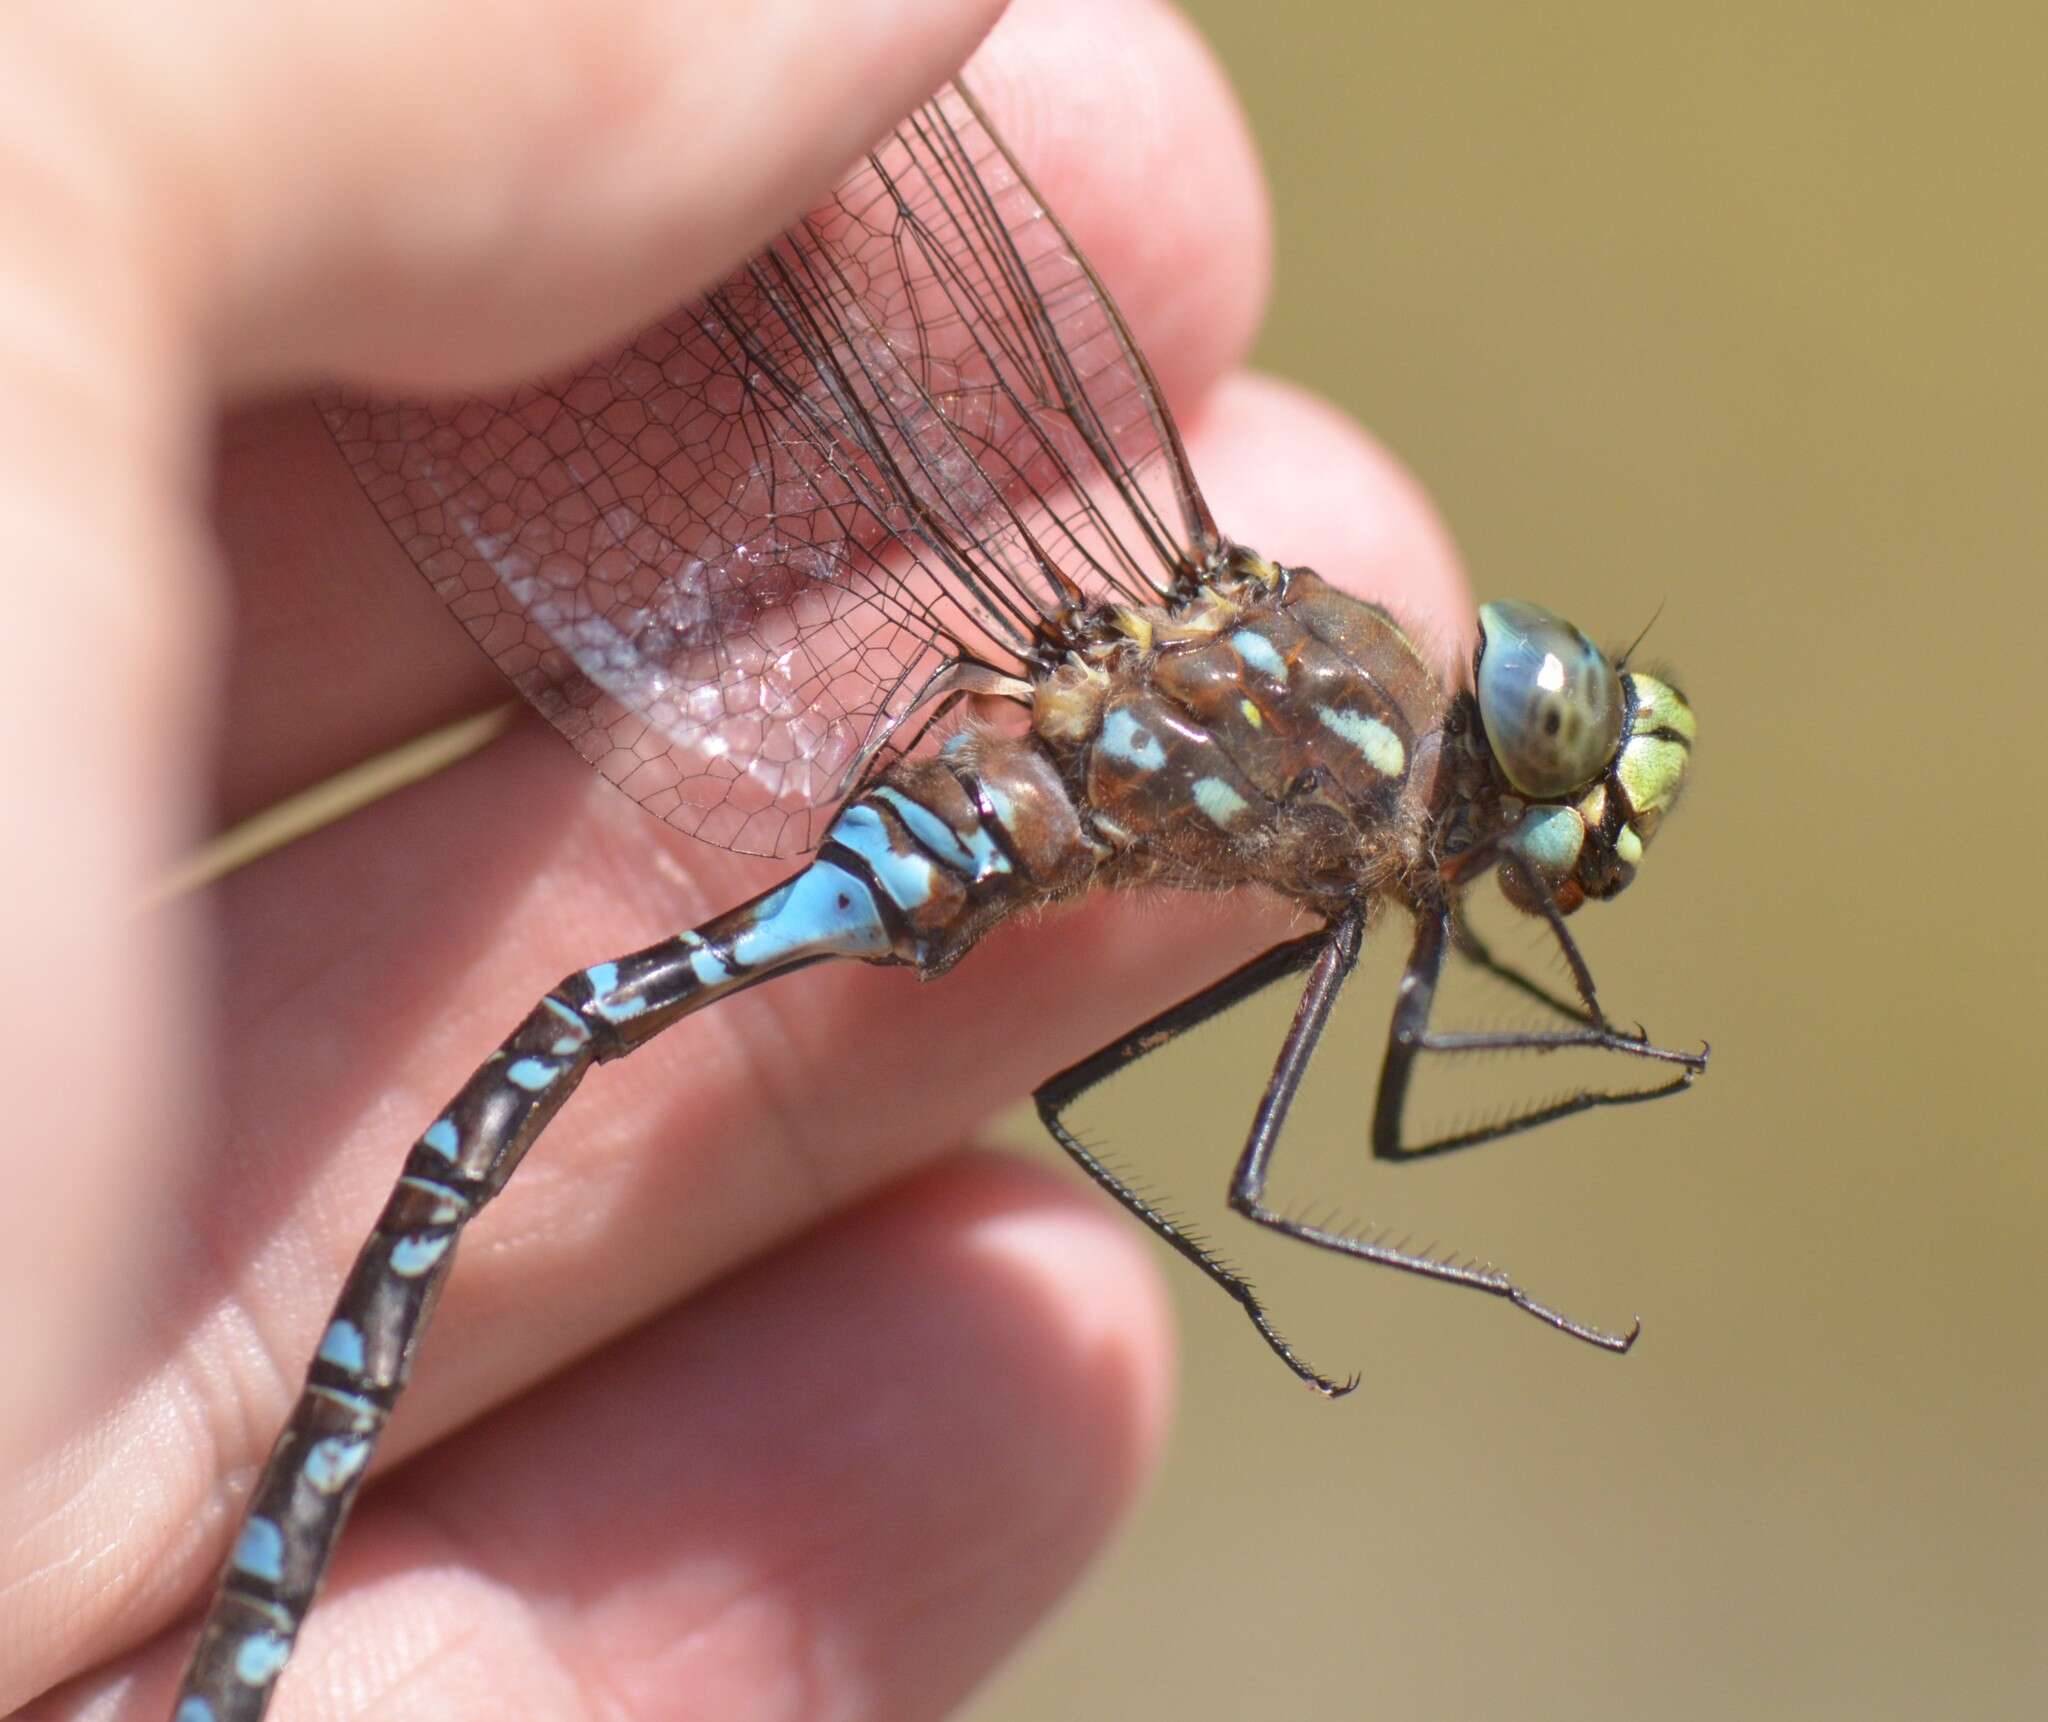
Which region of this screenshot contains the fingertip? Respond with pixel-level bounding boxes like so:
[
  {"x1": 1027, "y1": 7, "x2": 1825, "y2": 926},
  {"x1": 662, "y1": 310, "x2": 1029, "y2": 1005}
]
[
  {"x1": 201, "y1": 0, "x2": 1270, "y2": 412},
  {"x1": 189, "y1": 0, "x2": 1009, "y2": 387},
  {"x1": 322, "y1": 1153, "x2": 1175, "y2": 1722},
  {"x1": 906, "y1": 1151, "x2": 1180, "y2": 1498}
]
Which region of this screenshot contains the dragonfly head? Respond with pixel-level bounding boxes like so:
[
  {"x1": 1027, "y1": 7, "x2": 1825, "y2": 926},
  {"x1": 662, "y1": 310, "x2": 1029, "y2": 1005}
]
[{"x1": 1473, "y1": 601, "x2": 1696, "y2": 915}]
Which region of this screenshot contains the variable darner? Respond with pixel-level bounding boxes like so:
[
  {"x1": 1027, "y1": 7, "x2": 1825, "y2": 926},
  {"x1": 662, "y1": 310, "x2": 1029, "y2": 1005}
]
[{"x1": 173, "y1": 78, "x2": 1704, "y2": 1722}]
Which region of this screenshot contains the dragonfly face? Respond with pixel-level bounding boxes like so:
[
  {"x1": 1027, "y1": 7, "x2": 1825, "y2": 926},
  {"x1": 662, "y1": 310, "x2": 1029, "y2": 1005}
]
[{"x1": 1474, "y1": 600, "x2": 1698, "y2": 916}]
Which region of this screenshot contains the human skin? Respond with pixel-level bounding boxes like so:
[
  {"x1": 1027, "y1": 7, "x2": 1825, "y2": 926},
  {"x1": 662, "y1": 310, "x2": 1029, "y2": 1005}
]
[{"x1": 0, "y1": 0, "x2": 1467, "y2": 1716}]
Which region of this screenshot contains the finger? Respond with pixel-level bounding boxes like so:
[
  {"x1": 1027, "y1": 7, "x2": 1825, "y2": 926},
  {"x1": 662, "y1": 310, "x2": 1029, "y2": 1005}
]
[
  {"x1": 4, "y1": 0, "x2": 1004, "y2": 1452},
  {"x1": 5, "y1": 374, "x2": 1460, "y2": 1688},
  {"x1": 173, "y1": 0, "x2": 1008, "y2": 390},
  {"x1": 206, "y1": 0, "x2": 1267, "y2": 820},
  {"x1": 0, "y1": 3, "x2": 222, "y2": 1464},
  {"x1": 38, "y1": 1156, "x2": 1174, "y2": 1721}
]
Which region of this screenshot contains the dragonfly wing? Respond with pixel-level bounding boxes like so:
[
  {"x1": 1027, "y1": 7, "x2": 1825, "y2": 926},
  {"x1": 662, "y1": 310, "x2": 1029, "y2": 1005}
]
[{"x1": 323, "y1": 82, "x2": 1218, "y2": 858}]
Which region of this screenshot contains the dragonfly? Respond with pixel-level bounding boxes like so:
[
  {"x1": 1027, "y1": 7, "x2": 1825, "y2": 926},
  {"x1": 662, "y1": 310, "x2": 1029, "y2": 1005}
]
[{"x1": 172, "y1": 78, "x2": 1704, "y2": 1722}]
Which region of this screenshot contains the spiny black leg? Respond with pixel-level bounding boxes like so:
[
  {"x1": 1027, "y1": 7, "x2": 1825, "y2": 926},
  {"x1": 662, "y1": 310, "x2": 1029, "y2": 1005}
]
[
  {"x1": 1034, "y1": 929, "x2": 1356, "y2": 1396},
  {"x1": 1370, "y1": 904, "x2": 1454, "y2": 1156},
  {"x1": 1227, "y1": 906, "x2": 1645, "y2": 1355},
  {"x1": 1526, "y1": 870, "x2": 1607, "y2": 1021},
  {"x1": 1377, "y1": 906, "x2": 1706, "y2": 1169},
  {"x1": 1449, "y1": 903, "x2": 1597, "y2": 1028}
]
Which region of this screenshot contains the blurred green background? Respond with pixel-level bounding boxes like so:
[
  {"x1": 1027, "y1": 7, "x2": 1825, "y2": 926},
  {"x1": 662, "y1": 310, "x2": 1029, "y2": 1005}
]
[{"x1": 966, "y1": 4, "x2": 2048, "y2": 1720}]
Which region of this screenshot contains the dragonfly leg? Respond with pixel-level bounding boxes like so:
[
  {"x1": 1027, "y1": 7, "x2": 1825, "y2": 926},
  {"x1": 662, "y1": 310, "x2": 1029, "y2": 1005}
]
[
  {"x1": 1227, "y1": 908, "x2": 1642, "y2": 1356},
  {"x1": 1449, "y1": 902, "x2": 1597, "y2": 1027},
  {"x1": 1033, "y1": 930, "x2": 1358, "y2": 1397},
  {"x1": 1374, "y1": 906, "x2": 1707, "y2": 1168}
]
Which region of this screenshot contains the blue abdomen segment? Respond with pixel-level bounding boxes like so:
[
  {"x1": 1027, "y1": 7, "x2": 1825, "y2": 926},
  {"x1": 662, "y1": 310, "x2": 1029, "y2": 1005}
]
[
  {"x1": 814, "y1": 742, "x2": 1097, "y2": 970},
  {"x1": 826, "y1": 803, "x2": 951, "y2": 923},
  {"x1": 734, "y1": 858, "x2": 894, "y2": 967},
  {"x1": 555, "y1": 856, "x2": 899, "y2": 1050}
]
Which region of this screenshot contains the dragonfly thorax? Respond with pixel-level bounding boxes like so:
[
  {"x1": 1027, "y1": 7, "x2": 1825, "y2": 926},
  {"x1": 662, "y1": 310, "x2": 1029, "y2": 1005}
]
[{"x1": 1020, "y1": 562, "x2": 1450, "y2": 909}]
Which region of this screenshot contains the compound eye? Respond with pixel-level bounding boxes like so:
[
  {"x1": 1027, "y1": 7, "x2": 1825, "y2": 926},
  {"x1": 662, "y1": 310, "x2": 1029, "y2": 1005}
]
[{"x1": 1475, "y1": 601, "x2": 1624, "y2": 798}]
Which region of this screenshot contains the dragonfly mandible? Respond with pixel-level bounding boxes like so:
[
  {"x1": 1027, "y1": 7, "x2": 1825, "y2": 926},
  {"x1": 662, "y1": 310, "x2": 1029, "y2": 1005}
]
[{"x1": 172, "y1": 79, "x2": 1705, "y2": 1722}]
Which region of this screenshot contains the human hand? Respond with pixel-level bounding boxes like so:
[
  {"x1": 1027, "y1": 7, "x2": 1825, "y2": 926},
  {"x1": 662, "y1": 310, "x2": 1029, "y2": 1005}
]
[{"x1": 0, "y1": 0, "x2": 1466, "y2": 1716}]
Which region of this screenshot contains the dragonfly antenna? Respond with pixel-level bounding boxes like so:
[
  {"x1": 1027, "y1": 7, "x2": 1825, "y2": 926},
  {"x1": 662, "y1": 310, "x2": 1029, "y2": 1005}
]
[{"x1": 1618, "y1": 598, "x2": 1668, "y2": 670}]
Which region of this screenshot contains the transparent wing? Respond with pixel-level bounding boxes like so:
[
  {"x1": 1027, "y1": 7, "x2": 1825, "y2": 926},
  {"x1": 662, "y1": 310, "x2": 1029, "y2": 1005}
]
[{"x1": 322, "y1": 81, "x2": 1219, "y2": 857}]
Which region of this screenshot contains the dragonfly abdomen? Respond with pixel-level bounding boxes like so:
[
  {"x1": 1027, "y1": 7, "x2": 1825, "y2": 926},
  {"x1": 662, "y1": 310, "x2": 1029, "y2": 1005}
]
[{"x1": 829, "y1": 741, "x2": 1104, "y2": 976}]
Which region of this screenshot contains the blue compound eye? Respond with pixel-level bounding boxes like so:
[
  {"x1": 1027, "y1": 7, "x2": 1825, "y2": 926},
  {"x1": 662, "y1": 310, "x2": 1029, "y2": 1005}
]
[{"x1": 1475, "y1": 601, "x2": 1624, "y2": 798}]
